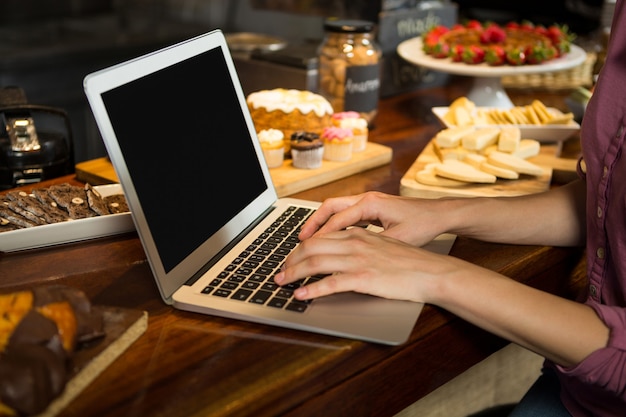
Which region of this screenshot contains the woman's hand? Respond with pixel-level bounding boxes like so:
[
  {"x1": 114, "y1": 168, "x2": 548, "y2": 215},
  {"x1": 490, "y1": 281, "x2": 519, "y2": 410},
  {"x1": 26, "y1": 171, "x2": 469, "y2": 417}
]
[
  {"x1": 275, "y1": 226, "x2": 464, "y2": 303},
  {"x1": 299, "y1": 191, "x2": 448, "y2": 248}
]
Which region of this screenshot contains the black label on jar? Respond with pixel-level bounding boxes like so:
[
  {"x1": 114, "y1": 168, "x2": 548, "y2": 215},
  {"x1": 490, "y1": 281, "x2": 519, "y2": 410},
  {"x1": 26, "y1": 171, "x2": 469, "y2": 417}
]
[{"x1": 344, "y1": 64, "x2": 380, "y2": 113}]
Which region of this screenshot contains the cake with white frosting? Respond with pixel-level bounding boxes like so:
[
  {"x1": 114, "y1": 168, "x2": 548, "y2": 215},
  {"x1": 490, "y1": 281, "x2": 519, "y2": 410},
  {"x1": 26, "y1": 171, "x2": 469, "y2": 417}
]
[{"x1": 246, "y1": 89, "x2": 334, "y2": 155}]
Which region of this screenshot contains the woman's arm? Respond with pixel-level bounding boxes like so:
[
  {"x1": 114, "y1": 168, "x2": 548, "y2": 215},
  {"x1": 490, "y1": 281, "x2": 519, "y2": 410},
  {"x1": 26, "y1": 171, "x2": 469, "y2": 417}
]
[
  {"x1": 276, "y1": 227, "x2": 607, "y2": 368},
  {"x1": 298, "y1": 179, "x2": 587, "y2": 248}
]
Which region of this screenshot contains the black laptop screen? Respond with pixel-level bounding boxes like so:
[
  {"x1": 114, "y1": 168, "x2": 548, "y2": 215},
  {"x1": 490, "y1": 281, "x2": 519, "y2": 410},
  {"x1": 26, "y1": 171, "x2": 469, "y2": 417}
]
[{"x1": 101, "y1": 46, "x2": 267, "y2": 273}]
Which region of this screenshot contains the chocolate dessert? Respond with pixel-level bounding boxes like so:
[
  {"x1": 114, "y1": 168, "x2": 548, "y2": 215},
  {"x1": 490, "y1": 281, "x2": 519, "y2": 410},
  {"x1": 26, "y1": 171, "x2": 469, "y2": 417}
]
[{"x1": 0, "y1": 285, "x2": 105, "y2": 416}]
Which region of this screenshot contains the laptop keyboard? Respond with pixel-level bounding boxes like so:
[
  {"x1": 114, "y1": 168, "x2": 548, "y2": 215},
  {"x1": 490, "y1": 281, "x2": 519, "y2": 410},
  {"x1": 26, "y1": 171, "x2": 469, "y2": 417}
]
[{"x1": 201, "y1": 205, "x2": 323, "y2": 313}]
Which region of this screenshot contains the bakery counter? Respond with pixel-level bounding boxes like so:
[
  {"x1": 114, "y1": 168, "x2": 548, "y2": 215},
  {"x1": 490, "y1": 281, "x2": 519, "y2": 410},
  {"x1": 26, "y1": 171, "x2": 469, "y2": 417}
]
[{"x1": 0, "y1": 82, "x2": 587, "y2": 417}]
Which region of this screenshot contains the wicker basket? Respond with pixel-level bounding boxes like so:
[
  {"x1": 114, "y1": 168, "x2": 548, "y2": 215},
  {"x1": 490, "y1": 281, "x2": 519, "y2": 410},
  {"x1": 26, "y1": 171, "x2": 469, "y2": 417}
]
[{"x1": 501, "y1": 52, "x2": 596, "y2": 91}]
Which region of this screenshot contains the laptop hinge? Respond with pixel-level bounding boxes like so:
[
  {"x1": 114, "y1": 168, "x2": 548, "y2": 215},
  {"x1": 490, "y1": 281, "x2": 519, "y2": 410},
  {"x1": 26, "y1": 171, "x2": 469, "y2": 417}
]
[{"x1": 183, "y1": 205, "x2": 277, "y2": 286}]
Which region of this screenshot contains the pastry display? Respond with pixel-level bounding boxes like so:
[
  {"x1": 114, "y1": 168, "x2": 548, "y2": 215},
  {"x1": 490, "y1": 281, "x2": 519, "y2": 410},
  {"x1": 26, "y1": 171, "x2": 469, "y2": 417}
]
[
  {"x1": 331, "y1": 111, "x2": 369, "y2": 152},
  {"x1": 422, "y1": 20, "x2": 574, "y2": 66},
  {"x1": 321, "y1": 126, "x2": 353, "y2": 162},
  {"x1": 0, "y1": 183, "x2": 129, "y2": 233},
  {"x1": 257, "y1": 128, "x2": 285, "y2": 168},
  {"x1": 442, "y1": 97, "x2": 575, "y2": 127},
  {"x1": 290, "y1": 131, "x2": 324, "y2": 169},
  {"x1": 246, "y1": 89, "x2": 334, "y2": 154}
]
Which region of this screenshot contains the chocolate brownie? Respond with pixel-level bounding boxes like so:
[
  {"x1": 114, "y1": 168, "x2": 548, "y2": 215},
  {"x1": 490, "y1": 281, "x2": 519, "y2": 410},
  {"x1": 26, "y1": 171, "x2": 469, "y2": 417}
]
[
  {"x1": 0, "y1": 216, "x2": 22, "y2": 232},
  {"x1": 84, "y1": 184, "x2": 110, "y2": 216},
  {"x1": 6, "y1": 190, "x2": 70, "y2": 224},
  {"x1": 103, "y1": 194, "x2": 129, "y2": 214},
  {"x1": 47, "y1": 183, "x2": 96, "y2": 219},
  {"x1": 0, "y1": 197, "x2": 38, "y2": 229}
]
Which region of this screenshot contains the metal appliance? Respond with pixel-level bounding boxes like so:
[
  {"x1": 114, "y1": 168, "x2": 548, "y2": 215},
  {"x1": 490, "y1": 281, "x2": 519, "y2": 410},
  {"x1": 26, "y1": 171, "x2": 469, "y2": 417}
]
[{"x1": 0, "y1": 87, "x2": 74, "y2": 190}]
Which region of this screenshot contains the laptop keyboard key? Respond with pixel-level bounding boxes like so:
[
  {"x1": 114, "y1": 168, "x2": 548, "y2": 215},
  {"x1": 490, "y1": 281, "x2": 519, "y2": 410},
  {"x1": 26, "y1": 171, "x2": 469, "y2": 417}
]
[{"x1": 202, "y1": 205, "x2": 315, "y2": 314}]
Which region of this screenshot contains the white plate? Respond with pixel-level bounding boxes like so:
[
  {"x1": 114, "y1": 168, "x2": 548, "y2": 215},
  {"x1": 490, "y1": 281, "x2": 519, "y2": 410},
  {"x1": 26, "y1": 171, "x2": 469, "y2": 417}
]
[
  {"x1": 397, "y1": 38, "x2": 587, "y2": 78},
  {"x1": 0, "y1": 184, "x2": 135, "y2": 252},
  {"x1": 431, "y1": 107, "x2": 580, "y2": 143}
]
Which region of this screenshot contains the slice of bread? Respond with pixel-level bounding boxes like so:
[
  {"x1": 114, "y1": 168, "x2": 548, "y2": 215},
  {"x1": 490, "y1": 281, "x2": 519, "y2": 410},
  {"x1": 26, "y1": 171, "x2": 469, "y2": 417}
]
[
  {"x1": 487, "y1": 151, "x2": 544, "y2": 176},
  {"x1": 511, "y1": 139, "x2": 541, "y2": 159},
  {"x1": 434, "y1": 160, "x2": 497, "y2": 183},
  {"x1": 481, "y1": 162, "x2": 519, "y2": 179},
  {"x1": 415, "y1": 168, "x2": 467, "y2": 187},
  {"x1": 461, "y1": 127, "x2": 500, "y2": 151},
  {"x1": 497, "y1": 126, "x2": 521, "y2": 152},
  {"x1": 434, "y1": 126, "x2": 475, "y2": 148}
]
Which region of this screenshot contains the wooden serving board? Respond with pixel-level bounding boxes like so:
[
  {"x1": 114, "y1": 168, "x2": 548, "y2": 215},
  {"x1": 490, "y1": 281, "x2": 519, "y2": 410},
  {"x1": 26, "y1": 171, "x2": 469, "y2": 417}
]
[
  {"x1": 75, "y1": 142, "x2": 392, "y2": 198},
  {"x1": 400, "y1": 141, "x2": 563, "y2": 199},
  {"x1": 40, "y1": 307, "x2": 148, "y2": 417}
]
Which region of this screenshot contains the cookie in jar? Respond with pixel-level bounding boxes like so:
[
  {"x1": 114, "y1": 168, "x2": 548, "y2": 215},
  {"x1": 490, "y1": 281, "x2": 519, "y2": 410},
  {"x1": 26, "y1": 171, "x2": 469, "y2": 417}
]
[{"x1": 318, "y1": 19, "x2": 382, "y2": 126}]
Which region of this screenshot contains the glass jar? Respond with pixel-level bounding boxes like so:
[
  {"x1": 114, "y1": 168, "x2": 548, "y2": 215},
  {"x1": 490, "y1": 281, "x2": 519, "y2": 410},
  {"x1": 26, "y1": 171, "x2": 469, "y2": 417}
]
[{"x1": 318, "y1": 19, "x2": 382, "y2": 126}]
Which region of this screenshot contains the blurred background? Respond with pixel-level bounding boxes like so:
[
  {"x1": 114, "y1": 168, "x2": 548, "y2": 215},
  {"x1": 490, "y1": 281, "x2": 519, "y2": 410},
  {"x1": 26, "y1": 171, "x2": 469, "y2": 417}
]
[{"x1": 0, "y1": 0, "x2": 607, "y2": 164}]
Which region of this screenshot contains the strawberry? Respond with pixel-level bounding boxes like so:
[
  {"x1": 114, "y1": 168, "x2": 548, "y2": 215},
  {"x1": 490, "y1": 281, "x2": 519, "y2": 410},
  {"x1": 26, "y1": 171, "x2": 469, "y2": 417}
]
[
  {"x1": 534, "y1": 25, "x2": 549, "y2": 37},
  {"x1": 519, "y1": 20, "x2": 535, "y2": 32},
  {"x1": 422, "y1": 34, "x2": 450, "y2": 57},
  {"x1": 485, "y1": 45, "x2": 506, "y2": 65},
  {"x1": 429, "y1": 40, "x2": 451, "y2": 58},
  {"x1": 505, "y1": 22, "x2": 520, "y2": 30},
  {"x1": 546, "y1": 24, "x2": 575, "y2": 56},
  {"x1": 465, "y1": 20, "x2": 483, "y2": 30},
  {"x1": 427, "y1": 25, "x2": 450, "y2": 38},
  {"x1": 462, "y1": 45, "x2": 486, "y2": 64},
  {"x1": 450, "y1": 44, "x2": 465, "y2": 62},
  {"x1": 506, "y1": 47, "x2": 526, "y2": 65},
  {"x1": 480, "y1": 24, "x2": 506, "y2": 44},
  {"x1": 525, "y1": 44, "x2": 553, "y2": 64}
]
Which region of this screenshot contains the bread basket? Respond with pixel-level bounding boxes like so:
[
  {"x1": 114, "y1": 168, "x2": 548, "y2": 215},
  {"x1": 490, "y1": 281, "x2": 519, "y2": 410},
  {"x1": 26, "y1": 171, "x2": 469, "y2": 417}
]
[{"x1": 501, "y1": 52, "x2": 597, "y2": 91}]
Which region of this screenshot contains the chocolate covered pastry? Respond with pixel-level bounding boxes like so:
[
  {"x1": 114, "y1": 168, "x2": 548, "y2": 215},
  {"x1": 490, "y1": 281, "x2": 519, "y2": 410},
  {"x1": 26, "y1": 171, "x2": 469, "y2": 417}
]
[{"x1": 0, "y1": 285, "x2": 104, "y2": 416}]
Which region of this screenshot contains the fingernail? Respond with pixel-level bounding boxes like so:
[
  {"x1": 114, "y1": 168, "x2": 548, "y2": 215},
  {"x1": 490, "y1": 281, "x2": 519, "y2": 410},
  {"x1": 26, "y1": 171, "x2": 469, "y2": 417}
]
[
  {"x1": 294, "y1": 287, "x2": 307, "y2": 299},
  {"x1": 274, "y1": 271, "x2": 284, "y2": 284}
]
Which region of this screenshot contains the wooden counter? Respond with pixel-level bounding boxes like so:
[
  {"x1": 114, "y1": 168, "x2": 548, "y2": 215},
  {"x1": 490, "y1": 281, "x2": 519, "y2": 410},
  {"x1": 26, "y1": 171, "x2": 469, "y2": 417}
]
[{"x1": 0, "y1": 81, "x2": 587, "y2": 417}]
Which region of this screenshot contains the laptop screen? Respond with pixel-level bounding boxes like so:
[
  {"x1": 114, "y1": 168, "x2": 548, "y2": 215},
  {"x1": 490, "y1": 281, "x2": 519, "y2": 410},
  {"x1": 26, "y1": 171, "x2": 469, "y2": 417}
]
[{"x1": 100, "y1": 46, "x2": 267, "y2": 273}]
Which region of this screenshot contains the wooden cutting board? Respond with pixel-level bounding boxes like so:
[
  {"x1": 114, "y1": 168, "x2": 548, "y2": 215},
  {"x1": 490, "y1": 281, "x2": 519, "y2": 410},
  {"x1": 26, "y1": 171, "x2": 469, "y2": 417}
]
[
  {"x1": 400, "y1": 141, "x2": 569, "y2": 199},
  {"x1": 40, "y1": 307, "x2": 148, "y2": 417},
  {"x1": 75, "y1": 142, "x2": 392, "y2": 198}
]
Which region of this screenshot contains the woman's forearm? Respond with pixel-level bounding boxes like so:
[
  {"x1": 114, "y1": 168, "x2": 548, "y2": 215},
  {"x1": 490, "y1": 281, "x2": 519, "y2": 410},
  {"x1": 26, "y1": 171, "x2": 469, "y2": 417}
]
[{"x1": 439, "y1": 179, "x2": 587, "y2": 247}]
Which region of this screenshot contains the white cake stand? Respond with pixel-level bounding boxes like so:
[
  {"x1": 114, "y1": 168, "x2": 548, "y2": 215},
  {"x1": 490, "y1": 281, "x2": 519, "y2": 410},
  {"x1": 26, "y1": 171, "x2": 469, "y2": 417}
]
[{"x1": 397, "y1": 37, "x2": 587, "y2": 108}]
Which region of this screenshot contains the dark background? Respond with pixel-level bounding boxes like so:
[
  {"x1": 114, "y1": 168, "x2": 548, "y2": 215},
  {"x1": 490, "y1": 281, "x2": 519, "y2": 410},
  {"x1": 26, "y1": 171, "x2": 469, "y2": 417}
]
[{"x1": 0, "y1": 0, "x2": 605, "y2": 163}]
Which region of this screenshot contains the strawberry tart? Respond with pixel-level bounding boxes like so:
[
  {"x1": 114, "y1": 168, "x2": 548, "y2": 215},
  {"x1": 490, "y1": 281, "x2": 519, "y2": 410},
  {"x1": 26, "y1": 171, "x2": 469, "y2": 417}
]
[{"x1": 421, "y1": 20, "x2": 574, "y2": 66}]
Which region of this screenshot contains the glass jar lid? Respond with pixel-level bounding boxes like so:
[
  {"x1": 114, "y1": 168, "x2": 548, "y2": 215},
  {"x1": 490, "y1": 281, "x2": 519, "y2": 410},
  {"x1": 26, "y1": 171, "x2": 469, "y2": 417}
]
[{"x1": 323, "y1": 19, "x2": 375, "y2": 34}]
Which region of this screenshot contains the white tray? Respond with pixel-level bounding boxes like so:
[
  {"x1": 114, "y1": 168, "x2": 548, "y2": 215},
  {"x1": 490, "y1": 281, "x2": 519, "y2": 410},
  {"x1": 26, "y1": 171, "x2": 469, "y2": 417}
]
[
  {"x1": 0, "y1": 184, "x2": 134, "y2": 252},
  {"x1": 431, "y1": 106, "x2": 580, "y2": 143}
]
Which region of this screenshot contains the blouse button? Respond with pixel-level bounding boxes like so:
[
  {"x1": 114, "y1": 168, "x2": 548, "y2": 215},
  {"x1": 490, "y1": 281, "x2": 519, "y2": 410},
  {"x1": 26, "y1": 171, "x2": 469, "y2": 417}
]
[
  {"x1": 597, "y1": 206, "x2": 603, "y2": 218},
  {"x1": 603, "y1": 166, "x2": 608, "y2": 177},
  {"x1": 617, "y1": 125, "x2": 624, "y2": 138},
  {"x1": 590, "y1": 284, "x2": 598, "y2": 298},
  {"x1": 597, "y1": 247, "x2": 605, "y2": 259}
]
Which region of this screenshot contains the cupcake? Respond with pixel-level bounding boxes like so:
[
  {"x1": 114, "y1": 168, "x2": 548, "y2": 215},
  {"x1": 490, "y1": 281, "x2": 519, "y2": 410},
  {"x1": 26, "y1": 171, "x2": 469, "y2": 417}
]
[
  {"x1": 321, "y1": 126, "x2": 353, "y2": 162},
  {"x1": 331, "y1": 111, "x2": 369, "y2": 152},
  {"x1": 290, "y1": 131, "x2": 324, "y2": 169},
  {"x1": 257, "y1": 129, "x2": 285, "y2": 168}
]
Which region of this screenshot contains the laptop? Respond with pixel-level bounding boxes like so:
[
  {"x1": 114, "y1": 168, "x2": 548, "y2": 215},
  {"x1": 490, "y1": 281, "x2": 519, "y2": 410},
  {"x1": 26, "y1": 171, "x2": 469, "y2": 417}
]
[{"x1": 83, "y1": 29, "x2": 455, "y2": 345}]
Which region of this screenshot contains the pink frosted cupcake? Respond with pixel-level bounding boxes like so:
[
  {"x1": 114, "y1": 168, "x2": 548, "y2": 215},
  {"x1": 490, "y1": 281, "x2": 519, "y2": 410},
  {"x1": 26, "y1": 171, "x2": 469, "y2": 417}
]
[
  {"x1": 321, "y1": 126, "x2": 353, "y2": 162},
  {"x1": 331, "y1": 111, "x2": 368, "y2": 152}
]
